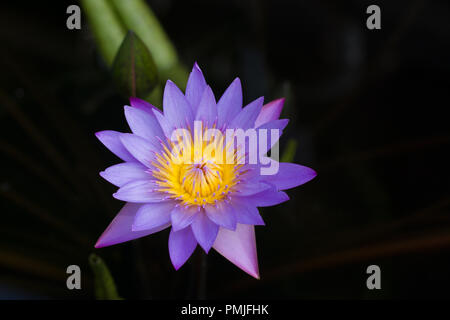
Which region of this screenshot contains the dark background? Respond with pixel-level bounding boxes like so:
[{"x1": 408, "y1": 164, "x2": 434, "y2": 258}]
[{"x1": 0, "y1": 0, "x2": 449, "y2": 299}]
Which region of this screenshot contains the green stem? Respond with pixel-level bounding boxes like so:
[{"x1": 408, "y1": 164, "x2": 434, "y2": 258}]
[{"x1": 81, "y1": 0, "x2": 126, "y2": 66}]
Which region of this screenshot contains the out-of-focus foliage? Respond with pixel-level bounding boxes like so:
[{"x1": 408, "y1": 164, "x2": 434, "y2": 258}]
[
  {"x1": 281, "y1": 139, "x2": 298, "y2": 163},
  {"x1": 80, "y1": 0, "x2": 126, "y2": 66},
  {"x1": 81, "y1": 0, "x2": 188, "y2": 102},
  {"x1": 89, "y1": 254, "x2": 122, "y2": 300},
  {"x1": 112, "y1": 31, "x2": 159, "y2": 99},
  {"x1": 110, "y1": 0, "x2": 188, "y2": 88}
]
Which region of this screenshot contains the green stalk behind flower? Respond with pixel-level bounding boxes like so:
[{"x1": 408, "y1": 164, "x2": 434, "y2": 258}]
[
  {"x1": 80, "y1": 0, "x2": 126, "y2": 66},
  {"x1": 110, "y1": 0, "x2": 188, "y2": 89}
]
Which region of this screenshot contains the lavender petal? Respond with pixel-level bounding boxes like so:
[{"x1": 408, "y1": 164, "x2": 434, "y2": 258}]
[
  {"x1": 124, "y1": 105, "x2": 164, "y2": 141},
  {"x1": 191, "y1": 212, "x2": 219, "y2": 253},
  {"x1": 100, "y1": 162, "x2": 151, "y2": 187},
  {"x1": 213, "y1": 223, "x2": 259, "y2": 279},
  {"x1": 186, "y1": 62, "x2": 207, "y2": 112},
  {"x1": 169, "y1": 227, "x2": 197, "y2": 270},
  {"x1": 132, "y1": 201, "x2": 175, "y2": 231},
  {"x1": 95, "y1": 130, "x2": 135, "y2": 162},
  {"x1": 217, "y1": 78, "x2": 242, "y2": 128},
  {"x1": 113, "y1": 180, "x2": 165, "y2": 203},
  {"x1": 171, "y1": 205, "x2": 199, "y2": 231},
  {"x1": 95, "y1": 203, "x2": 169, "y2": 248},
  {"x1": 204, "y1": 201, "x2": 237, "y2": 231},
  {"x1": 254, "y1": 98, "x2": 285, "y2": 127}
]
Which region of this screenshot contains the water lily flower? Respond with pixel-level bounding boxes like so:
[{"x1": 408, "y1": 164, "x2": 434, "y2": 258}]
[{"x1": 95, "y1": 63, "x2": 316, "y2": 278}]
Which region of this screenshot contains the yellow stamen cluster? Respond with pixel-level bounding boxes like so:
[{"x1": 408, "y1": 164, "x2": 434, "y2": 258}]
[{"x1": 151, "y1": 125, "x2": 244, "y2": 207}]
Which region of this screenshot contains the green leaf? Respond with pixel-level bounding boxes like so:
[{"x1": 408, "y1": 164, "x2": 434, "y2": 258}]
[
  {"x1": 281, "y1": 139, "x2": 298, "y2": 163},
  {"x1": 110, "y1": 0, "x2": 183, "y2": 76},
  {"x1": 112, "y1": 31, "x2": 159, "y2": 99},
  {"x1": 88, "y1": 253, "x2": 122, "y2": 300},
  {"x1": 80, "y1": 0, "x2": 126, "y2": 66}
]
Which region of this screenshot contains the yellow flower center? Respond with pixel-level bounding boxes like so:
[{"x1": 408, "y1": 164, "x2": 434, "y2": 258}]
[{"x1": 151, "y1": 125, "x2": 244, "y2": 206}]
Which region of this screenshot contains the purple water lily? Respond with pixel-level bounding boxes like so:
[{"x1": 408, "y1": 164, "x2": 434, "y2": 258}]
[{"x1": 95, "y1": 63, "x2": 316, "y2": 278}]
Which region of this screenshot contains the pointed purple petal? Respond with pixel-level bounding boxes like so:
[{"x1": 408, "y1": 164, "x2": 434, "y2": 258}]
[
  {"x1": 129, "y1": 97, "x2": 158, "y2": 114},
  {"x1": 95, "y1": 203, "x2": 169, "y2": 248},
  {"x1": 186, "y1": 62, "x2": 207, "y2": 112},
  {"x1": 213, "y1": 224, "x2": 259, "y2": 279},
  {"x1": 132, "y1": 201, "x2": 175, "y2": 231},
  {"x1": 163, "y1": 80, "x2": 194, "y2": 129},
  {"x1": 169, "y1": 227, "x2": 197, "y2": 270},
  {"x1": 195, "y1": 86, "x2": 217, "y2": 127},
  {"x1": 119, "y1": 133, "x2": 159, "y2": 167},
  {"x1": 95, "y1": 130, "x2": 135, "y2": 162},
  {"x1": 100, "y1": 162, "x2": 151, "y2": 187},
  {"x1": 204, "y1": 201, "x2": 237, "y2": 231},
  {"x1": 171, "y1": 205, "x2": 199, "y2": 231},
  {"x1": 152, "y1": 109, "x2": 174, "y2": 139},
  {"x1": 113, "y1": 180, "x2": 165, "y2": 203},
  {"x1": 236, "y1": 188, "x2": 289, "y2": 207},
  {"x1": 124, "y1": 106, "x2": 164, "y2": 141},
  {"x1": 256, "y1": 119, "x2": 289, "y2": 155},
  {"x1": 191, "y1": 212, "x2": 219, "y2": 253},
  {"x1": 269, "y1": 163, "x2": 317, "y2": 190},
  {"x1": 231, "y1": 198, "x2": 265, "y2": 226},
  {"x1": 228, "y1": 97, "x2": 264, "y2": 130},
  {"x1": 217, "y1": 78, "x2": 242, "y2": 128},
  {"x1": 237, "y1": 180, "x2": 272, "y2": 196},
  {"x1": 255, "y1": 98, "x2": 285, "y2": 127},
  {"x1": 256, "y1": 119, "x2": 289, "y2": 132}
]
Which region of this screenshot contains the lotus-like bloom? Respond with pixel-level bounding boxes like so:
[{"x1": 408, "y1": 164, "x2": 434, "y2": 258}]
[{"x1": 95, "y1": 63, "x2": 316, "y2": 278}]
